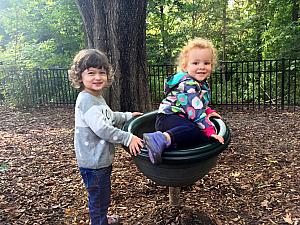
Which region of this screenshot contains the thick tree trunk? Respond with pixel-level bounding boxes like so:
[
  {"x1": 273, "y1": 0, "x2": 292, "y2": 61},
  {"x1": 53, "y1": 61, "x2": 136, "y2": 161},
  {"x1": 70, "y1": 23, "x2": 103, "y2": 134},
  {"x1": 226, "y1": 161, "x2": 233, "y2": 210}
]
[
  {"x1": 75, "y1": 0, "x2": 95, "y2": 48},
  {"x1": 75, "y1": 0, "x2": 152, "y2": 112}
]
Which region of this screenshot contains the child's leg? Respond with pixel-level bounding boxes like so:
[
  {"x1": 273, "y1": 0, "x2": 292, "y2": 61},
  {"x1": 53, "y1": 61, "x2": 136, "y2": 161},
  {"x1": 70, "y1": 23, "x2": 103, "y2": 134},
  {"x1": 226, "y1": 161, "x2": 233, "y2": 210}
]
[
  {"x1": 156, "y1": 114, "x2": 208, "y2": 149},
  {"x1": 143, "y1": 130, "x2": 170, "y2": 164},
  {"x1": 79, "y1": 166, "x2": 112, "y2": 225}
]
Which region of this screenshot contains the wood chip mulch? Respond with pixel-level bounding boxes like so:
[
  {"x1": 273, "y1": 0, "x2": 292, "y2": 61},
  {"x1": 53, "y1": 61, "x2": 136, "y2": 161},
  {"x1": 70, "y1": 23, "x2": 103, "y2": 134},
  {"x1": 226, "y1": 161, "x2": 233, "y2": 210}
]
[{"x1": 0, "y1": 107, "x2": 299, "y2": 225}]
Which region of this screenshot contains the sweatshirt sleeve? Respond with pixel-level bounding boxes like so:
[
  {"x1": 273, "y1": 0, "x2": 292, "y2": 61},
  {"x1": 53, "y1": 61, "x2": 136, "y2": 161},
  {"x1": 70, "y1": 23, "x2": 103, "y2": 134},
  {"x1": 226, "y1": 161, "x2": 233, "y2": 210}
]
[
  {"x1": 83, "y1": 105, "x2": 133, "y2": 147},
  {"x1": 112, "y1": 112, "x2": 132, "y2": 126}
]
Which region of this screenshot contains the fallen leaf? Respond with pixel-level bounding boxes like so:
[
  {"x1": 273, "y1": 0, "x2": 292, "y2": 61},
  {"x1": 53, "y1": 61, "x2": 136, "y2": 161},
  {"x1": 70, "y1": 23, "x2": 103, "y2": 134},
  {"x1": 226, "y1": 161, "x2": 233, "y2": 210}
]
[{"x1": 283, "y1": 213, "x2": 293, "y2": 224}]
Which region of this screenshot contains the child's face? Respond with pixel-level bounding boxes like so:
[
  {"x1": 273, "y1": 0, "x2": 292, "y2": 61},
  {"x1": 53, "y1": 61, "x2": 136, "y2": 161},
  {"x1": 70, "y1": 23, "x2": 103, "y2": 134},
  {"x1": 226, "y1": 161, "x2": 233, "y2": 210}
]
[
  {"x1": 80, "y1": 67, "x2": 108, "y2": 96},
  {"x1": 182, "y1": 47, "x2": 213, "y2": 82}
]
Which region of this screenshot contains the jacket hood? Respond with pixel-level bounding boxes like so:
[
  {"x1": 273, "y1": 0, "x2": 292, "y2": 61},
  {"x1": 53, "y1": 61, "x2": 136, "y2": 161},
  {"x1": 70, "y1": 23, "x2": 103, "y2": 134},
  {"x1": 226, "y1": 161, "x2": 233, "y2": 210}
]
[{"x1": 165, "y1": 71, "x2": 189, "y2": 93}]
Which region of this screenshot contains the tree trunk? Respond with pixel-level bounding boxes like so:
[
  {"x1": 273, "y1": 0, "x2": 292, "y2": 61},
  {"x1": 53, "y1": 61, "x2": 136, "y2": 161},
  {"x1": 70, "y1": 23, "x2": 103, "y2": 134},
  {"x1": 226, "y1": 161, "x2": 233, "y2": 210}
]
[
  {"x1": 222, "y1": 1, "x2": 227, "y2": 62},
  {"x1": 291, "y1": 0, "x2": 299, "y2": 22},
  {"x1": 254, "y1": 0, "x2": 268, "y2": 61},
  {"x1": 75, "y1": 0, "x2": 152, "y2": 112}
]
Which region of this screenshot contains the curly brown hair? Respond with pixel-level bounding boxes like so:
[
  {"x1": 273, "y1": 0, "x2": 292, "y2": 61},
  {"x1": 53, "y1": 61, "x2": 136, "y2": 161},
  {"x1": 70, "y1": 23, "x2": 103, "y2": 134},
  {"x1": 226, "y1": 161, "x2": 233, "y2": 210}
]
[
  {"x1": 177, "y1": 37, "x2": 218, "y2": 71},
  {"x1": 68, "y1": 49, "x2": 113, "y2": 90}
]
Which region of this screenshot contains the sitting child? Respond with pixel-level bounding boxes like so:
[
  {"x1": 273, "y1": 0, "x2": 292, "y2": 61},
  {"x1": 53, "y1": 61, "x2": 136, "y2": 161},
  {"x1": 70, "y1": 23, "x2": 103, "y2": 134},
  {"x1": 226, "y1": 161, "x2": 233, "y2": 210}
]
[{"x1": 143, "y1": 37, "x2": 224, "y2": 164}]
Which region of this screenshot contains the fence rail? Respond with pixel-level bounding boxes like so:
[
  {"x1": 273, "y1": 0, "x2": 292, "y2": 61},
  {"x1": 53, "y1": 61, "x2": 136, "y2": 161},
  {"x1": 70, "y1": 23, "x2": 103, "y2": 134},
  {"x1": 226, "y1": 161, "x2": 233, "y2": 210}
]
[{"x1": 0, "y1": 59, "x2": 299, "y2": 111}]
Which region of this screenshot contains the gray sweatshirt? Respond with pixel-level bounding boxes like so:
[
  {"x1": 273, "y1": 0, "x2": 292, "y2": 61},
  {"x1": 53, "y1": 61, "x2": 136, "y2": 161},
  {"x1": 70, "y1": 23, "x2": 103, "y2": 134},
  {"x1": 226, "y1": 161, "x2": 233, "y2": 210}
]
[{"x1": 74, "y1": 92, "x2": 133, "y2": 169}]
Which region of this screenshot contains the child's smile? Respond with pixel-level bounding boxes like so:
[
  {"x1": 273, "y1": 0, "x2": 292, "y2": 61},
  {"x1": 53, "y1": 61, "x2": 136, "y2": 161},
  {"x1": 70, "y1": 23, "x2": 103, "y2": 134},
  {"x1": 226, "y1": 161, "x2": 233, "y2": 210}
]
[
  {"x1": 81, "y1": 67, "x2": 108, "y2": 96},
  {"x1": 183, "y1": 47, "x2": 213, "y2": 82}
]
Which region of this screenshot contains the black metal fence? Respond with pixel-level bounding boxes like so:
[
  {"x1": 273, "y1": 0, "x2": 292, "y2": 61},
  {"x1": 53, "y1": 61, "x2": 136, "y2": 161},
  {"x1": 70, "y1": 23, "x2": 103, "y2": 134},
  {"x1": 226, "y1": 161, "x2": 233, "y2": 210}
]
[
  {"x1": 0, "y1": 58, "x2": 299, "y2": 110},
  {"x1": 0, "y1": 69, "x2": 78, "y2": 107},
  {"x1": 148, "y1": 59, "x2": 299, "y2": 111}
]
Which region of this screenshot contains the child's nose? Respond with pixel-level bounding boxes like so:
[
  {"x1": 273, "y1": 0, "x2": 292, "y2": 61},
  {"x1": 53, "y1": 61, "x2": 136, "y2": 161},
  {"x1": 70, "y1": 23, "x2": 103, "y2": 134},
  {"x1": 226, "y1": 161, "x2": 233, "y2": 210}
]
[{"x1": 198, "y1": 63, "x2": 205, "y2": 69}]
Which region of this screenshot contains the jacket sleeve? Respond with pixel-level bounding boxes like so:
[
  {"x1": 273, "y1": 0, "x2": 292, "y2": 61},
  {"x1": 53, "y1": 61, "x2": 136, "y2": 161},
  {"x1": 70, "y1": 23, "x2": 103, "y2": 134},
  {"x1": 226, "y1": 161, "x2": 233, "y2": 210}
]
[
  {"x1": 205, "y1": 107, "x2": 216, "y2": 115},
  {"x1": 176, "y1": 80, "x2": 218, "y2": 133},
  {"x1": 202, "y1": 126, "x2": 216, "y2": 138}
]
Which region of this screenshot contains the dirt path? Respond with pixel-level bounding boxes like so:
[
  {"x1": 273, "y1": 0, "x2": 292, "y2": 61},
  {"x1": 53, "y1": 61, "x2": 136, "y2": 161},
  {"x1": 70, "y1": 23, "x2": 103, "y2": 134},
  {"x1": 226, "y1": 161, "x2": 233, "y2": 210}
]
[{"x1": 0, "y1": 107, "x2": 299, "y2": 225}]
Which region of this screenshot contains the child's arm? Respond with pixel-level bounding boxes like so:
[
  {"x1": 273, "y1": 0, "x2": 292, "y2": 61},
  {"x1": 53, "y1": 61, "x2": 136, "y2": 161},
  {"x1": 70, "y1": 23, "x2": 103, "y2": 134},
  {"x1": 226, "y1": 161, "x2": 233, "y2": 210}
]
[
  {"x1": 132, "y1": 112, "x2": 143, "y2": 117},
  {"x1": 202, "y1": 125, "x2": 224, "y2": 144},
  {"x1": 83, "y1": 106, "x2": 139, "y2": 148},
  {"x1": 128, "y1": 135, "x2": 143, "y2": 156},
  {"x1": 177, "y1": 79, "x2": 212, "y2": 123},
  {"x1": 112, "y1": 112, "x2": 143, "y2": 126},
  {"x1": 211, "y1": 134, "x2": 224, "y2": 144},
  {"x1": 112, "y1": 111, "x2": 132, "y2": 126},
  {"x1": 206, "y1": 109, "x2": 222, "y2": 119}
]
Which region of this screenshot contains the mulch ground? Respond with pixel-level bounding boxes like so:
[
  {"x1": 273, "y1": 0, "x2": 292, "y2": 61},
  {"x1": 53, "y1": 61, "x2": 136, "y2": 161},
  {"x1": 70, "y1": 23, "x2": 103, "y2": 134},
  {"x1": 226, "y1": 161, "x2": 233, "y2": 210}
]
[{"x1": 0, "y1": 107, "x2": 299, "y2": 225}]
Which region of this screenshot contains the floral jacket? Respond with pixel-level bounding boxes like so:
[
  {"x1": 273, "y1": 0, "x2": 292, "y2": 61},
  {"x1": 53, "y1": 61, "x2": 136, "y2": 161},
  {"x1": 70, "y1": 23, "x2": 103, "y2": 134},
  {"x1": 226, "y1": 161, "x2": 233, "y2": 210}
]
[{"x1": 158, "y1": 71, "x2": 216, "y2": 138}]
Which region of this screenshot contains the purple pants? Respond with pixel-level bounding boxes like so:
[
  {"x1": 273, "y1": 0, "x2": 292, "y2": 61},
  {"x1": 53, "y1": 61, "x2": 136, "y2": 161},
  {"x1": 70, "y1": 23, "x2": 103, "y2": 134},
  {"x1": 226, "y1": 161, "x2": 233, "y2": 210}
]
[{"x1": 155, "y1": 113, "x2": 209, "y2": 149}]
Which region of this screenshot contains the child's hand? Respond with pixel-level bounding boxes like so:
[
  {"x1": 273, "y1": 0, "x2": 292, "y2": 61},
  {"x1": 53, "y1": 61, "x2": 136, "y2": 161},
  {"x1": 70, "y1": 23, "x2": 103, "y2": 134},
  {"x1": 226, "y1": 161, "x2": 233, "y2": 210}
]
[
  {"x1": 211, "y1": 134, "x2": 224, "y2": 144},
  {"x1": 129, "y1": 135, "x2": 143, "y2": 156},
  {"x1": 132, "y1": 112, "x2": 143, "y2": 117},
  {"x1": 208, "y1": 112, "x2": 222, "y2": 119}
]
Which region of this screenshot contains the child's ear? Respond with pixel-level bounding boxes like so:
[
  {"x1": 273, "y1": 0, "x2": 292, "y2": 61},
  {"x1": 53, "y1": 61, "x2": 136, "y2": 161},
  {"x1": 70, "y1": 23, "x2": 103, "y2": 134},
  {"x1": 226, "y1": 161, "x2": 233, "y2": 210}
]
[
  {"x1": 182, "y1": 63, "x2": 188, "y2": 72},
  {"x1": 78, "y1": 80, "x2": 83, "y2": 87}
]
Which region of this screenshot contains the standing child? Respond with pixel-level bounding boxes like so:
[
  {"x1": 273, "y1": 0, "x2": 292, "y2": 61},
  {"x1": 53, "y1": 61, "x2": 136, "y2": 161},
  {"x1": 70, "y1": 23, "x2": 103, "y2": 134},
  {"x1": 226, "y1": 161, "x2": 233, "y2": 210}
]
[
  {"x1": 143, "y1": 37, "x2": 224, "y2": 164},
  {"x1": 68, "y1": 49, "x2": 143, "y2": 225}
]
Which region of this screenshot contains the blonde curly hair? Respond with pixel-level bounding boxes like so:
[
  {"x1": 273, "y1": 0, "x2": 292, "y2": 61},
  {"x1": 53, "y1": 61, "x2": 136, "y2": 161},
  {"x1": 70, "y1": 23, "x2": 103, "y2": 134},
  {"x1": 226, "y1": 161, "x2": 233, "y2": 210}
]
[
  {"x1": 68, "y1": 49, "x2": 113, "y2": 90},
  {"x1": 177, "y1": 37, "x2": 218, "y2": 71}
]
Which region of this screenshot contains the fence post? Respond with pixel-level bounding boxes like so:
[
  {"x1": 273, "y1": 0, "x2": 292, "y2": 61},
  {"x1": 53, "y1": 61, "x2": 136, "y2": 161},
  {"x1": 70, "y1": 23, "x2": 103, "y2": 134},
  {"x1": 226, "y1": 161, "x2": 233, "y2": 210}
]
[
  {"x1": 281, "y1": 59, "x2": 285, "y2": 110},
  {"x1": 36, "y1": 68, "x2": 42, "y2": 106}
]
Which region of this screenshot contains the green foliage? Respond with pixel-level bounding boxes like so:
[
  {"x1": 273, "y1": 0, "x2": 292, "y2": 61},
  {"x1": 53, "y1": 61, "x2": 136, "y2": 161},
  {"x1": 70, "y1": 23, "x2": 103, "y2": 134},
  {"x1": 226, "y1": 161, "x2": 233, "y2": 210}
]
[
  {"x1": 0, "y1": 68, "x2": 78, "y2": 107},
  {"x1": 0, "y1": 0, "x2": 84, "y2": 70},
  {"x1": 146, "y1": 0, "x2": 300, "y2": 63},
  {"x1": 0, "y1": 0, "x2": 298, "y2": 108},
  {"x1": 210, "y1": 59, "x2": 300, "y2": 107},
  {"x1": 0, "y1": 0, "x2": 298, "y2": 68}
]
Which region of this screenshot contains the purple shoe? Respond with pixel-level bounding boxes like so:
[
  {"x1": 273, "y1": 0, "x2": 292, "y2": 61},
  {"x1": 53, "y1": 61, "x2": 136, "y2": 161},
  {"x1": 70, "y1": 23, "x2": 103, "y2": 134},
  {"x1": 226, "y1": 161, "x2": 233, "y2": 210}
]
[{"x1": 143, "y1": 131, "x2": 168, "y2": 164}]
